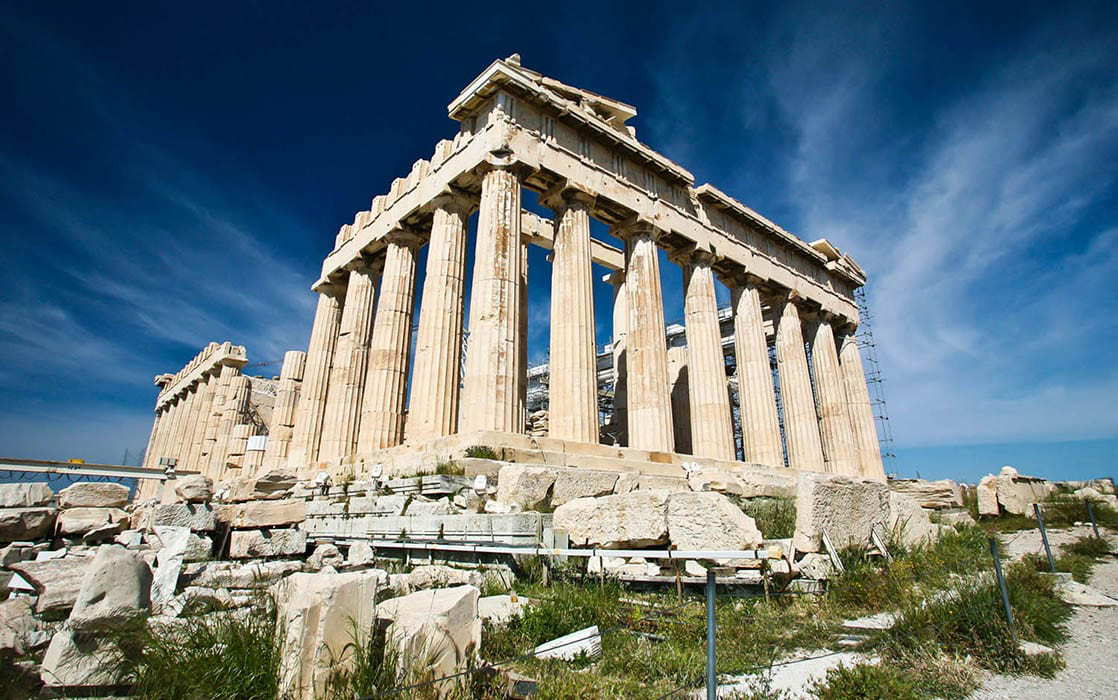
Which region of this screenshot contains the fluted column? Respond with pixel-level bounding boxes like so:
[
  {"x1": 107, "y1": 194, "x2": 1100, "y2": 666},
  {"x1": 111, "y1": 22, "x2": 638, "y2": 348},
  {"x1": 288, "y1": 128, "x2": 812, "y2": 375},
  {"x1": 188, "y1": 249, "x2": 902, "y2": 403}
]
[
  {"x1": 730, "y1": 278, "x2": 784, "y2": 467},
  {"x1": 288, "y1": 288, "x2": 344, "y2": 472},
  {"x1": 201, "y1": 364, "x2": 237, "y2": 478},
  {"x1": 149, "y1": 402, "x2": 177, "y2": 467},
  {"x1": 185, "y1": 375, "x2": 216, "y2": 471},
  {"x1": 620, "y1": 223, "x2": 673, "y2": 452},
  {"x1": 263, "y1": 351, "x2": 306, "y2": 469},
  {"x1": 167, "y1": 389, "x2": 195, "y2": 465},
  {"x1": 359, "y1": 233, "x2": 419, "y2": 451},
  {"x1": 812, "y1": 315, "x2": 858, "y2": 475},
  {"x1": 839, "y1": 329, "x2": 886, "y2": 480},
  {"x1": 320, "y1": 266, "x2": 378, "y2": 461},
  {"x1": 775, "y1": 295, "x2": 825, "y2": 471},
  {"x1": 142, "y1": 407, "x2": 165, "y2": 467},
  {"x1": 518, "y1": 242, "x2": 529, "y2": 432},
  {"x1": 545, "y1": 191, "x2": 598, "y2": 443},
  {"x1": 679, "y1": 251, "x2": 735, "y2": 460},
  {"x1": 407, "y1": 197, "x2": 470, "y2": 442},
  {"x1": 211, "y1": 373, "x2": 250, "y2": 477},
  {"x1": 608, "y1": 271, "x2": 628, "y2": 446},
  {"x1": 460, "y1": 165, "x2": 523, "y2": 434}
]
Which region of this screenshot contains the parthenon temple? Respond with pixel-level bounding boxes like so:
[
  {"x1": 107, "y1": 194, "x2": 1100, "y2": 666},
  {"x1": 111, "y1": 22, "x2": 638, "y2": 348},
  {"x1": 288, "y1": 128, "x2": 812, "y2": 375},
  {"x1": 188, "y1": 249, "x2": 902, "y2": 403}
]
[{"x1": 140, "y1": 55, "x2": 883, "y2": 491}]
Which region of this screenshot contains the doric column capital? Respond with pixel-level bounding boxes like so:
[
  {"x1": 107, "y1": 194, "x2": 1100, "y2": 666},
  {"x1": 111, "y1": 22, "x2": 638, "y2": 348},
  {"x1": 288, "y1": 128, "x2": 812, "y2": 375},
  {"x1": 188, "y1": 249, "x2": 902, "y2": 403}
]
[
  {"x1": 668, "y1": 245, "x2": 717, "y2": 269},
  {"x1": 384, "y1": 227, "x2": 424, "y2": 251},
  {"x1": 540, "y1": 181, "x2": 596, "y2": 212},
  {"x1": 429, "y1": 190, "x2": 476, "y2": 218},
  {"x1": 613, "y1": 218, "x2": 664, "y2": 243}
]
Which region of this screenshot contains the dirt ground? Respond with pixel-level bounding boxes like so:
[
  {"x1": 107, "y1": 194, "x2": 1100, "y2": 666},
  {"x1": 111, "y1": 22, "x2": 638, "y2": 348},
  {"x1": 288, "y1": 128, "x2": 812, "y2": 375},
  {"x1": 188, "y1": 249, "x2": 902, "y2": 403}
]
[{"x1": 970, "y1": 529, "x2": 1118, "y2": 699}]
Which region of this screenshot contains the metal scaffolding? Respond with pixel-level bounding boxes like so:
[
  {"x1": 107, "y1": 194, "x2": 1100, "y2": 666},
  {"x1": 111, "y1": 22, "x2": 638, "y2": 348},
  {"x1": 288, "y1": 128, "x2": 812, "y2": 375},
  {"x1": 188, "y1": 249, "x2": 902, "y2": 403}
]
[{"x1": 854, "y1": 286, "x2": 897, "y2": 474}]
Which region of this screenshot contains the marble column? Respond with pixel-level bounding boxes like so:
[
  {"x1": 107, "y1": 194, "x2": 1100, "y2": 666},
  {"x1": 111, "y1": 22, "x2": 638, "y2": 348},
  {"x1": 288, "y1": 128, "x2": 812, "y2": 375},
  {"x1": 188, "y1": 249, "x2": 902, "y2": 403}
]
[
  {"x1": 359, "y1": 232, "x2": 419, "y2": 451},
  {"x1": 680, "y1": 251, "x2": 735, "y2": 460},
  {"x1": 608, "y1": 271, "x2": 628, "y2": 445},
  {"x1": 839, "y1": 329, "x2": 886, "y2": 480},
  {"x1": 320, "y1": 266, "x2": 378, "y2": 461},
  {"x1": 288, "y1": 288, "x2": 344, "y2": 472},
  {"x1": 812, "y1": 315, "x2": 858, "y2": 475},
  {"x1": 460, "y1": 165, "x2": 523, "y2": 434},
  {"x1": 775, "y1": 295, "x2": 825, "y2": 471},
  {"x1": 518, "y1": 242, "x2": 529, "y2": 432},
  {"x1": 407, "y1": 197, "x2": 470, "y2": 442},
  {"x1": 167, "y1": 389, "x2": 195, "y2": 465},
  {"x1": 185, "y1": 375, "x2": 216, "y2": 471},
  {"x1": 620, "y1": 223, "x2": 674, "y2": 452},
  {"x1": 149, "y1": 402, "x2": 176, "y2": 468},
  {"x1": 262, "y1": 350, "x2": 306, "y2": 470},
  {"x1": 201, "y1": 364, "x2": 237, "y2": 478},
  {"x1": 730, "y1": 278, "x2": 784, "y2": 467},
  {"x1": 545, "y1": 191, "x2": 598, "y2": 443},
  {"x1": 142, "y1": 407, "x2": 164, "y2": 468},
  {"x1": 212, "y1": 374, "x2": 250, "y2": 477}
]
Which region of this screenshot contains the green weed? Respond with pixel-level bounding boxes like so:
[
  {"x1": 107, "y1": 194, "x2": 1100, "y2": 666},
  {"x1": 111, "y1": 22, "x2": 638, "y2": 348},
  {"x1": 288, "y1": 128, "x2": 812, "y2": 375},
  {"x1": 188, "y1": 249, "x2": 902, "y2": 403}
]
[
  {"x1": 464, "y1": 445, "x2": 498, "y2": 460},
  {"x1": 809, "y1": 662, "x2": 922, "y2": 700},
  {"x1": 733, "y1": 497, "x2": 796, "y2": 539}
]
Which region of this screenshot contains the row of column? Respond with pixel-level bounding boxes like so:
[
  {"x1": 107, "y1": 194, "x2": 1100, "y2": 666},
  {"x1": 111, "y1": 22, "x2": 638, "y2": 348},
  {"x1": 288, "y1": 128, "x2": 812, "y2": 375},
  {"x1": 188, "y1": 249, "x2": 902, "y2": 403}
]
[{"x1": 288, "y1": 161, "x2": 882, "y2": 480}]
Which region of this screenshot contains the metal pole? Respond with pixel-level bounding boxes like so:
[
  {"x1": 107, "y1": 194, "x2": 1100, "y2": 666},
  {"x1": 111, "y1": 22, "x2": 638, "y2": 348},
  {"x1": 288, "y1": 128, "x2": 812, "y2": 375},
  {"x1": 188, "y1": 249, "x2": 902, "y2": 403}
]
[
  {"x1": 706, "y1": 569, "x2": 716, "y2": 700},
  {"x1": 989, "y1": 537, "x2": 1016, "y2": 643},
  {"x1": 1033, "y1": 503, "x2": 1056, "y2": 572},
  {"x1": 1087, "y1": 500, "x2": 1101, "y2": 539}
]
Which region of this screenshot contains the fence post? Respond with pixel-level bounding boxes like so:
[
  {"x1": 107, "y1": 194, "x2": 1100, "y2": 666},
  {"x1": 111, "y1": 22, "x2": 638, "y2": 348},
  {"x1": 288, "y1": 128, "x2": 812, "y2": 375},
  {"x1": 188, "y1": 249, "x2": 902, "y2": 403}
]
[
  {"x1": 706, "y1": 569, "x2": 716, "y2": 700},
  {"x1": 988, "y1": 537, "x2": 1017, "y2": 644},
  {"x1": 1033, "y1": 503, "x2": 1056, "y2": 573},
  {"x1": 1087, "y1": 500, "x2": 1101, "y2": 539}
]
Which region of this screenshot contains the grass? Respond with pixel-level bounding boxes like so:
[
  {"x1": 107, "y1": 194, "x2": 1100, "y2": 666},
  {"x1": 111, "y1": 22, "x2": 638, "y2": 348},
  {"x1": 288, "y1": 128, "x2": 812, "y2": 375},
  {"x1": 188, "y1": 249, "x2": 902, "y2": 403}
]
[
  {"x1": 434, "y1": 461, "x2": 465, "y2": 476},
  {"x1": 732, "y1": 497, "x2": 797, "y2": 539},
  {"x1": 1023, "y1": 535, "x2": 1114, "y2": 583},
  {"x1": 464, "y1": 445, "x2": 499, "y2": 460},
  {"x1": 976, "y1": 492, "x2": 1118, "y2": 532},
  {"x1": 809, "y1": 662, "x2": 922, "y2": 700}
]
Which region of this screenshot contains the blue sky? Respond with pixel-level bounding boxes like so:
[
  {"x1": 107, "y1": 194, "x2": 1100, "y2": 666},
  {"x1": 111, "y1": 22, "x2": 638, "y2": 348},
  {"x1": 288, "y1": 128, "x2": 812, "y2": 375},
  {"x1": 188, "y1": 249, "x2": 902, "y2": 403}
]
[{"x1": 1, "y1": 2, "x2": 1115, "y2": 482}]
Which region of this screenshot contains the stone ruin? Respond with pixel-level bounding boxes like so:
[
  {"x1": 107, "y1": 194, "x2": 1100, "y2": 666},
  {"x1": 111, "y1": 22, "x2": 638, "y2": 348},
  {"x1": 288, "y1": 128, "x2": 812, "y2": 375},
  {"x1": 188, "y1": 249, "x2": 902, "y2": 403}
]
[{"x1": 139, "y1": 54, "x2": 885, "y2": 500}]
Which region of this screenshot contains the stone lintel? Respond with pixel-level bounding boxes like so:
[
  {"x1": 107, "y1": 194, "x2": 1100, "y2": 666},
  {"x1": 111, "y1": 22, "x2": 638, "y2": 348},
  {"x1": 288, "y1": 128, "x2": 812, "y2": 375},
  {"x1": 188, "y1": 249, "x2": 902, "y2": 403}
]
[{"x1": 156, "y1": 343, "x2": 247, "y2": 410}]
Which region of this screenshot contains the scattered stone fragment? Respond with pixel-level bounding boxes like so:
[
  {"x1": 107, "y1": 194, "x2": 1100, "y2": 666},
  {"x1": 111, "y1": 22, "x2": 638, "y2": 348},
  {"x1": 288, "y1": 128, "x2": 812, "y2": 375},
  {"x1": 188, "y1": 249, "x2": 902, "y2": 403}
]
[
  {"x1": 58, "y1": 482, "x2": 129, "y2": 509},
  {"x1": 273, "y1": 570, "x2": 386, "y2": 699},
  {"x1": 56, "y1": 507, "x2": 129, "y2": 537},
  {"x1": 0, "y1": 598, "x2": 46, "y2": 656},
  {"x1": 496, "y1": 465, "x2": 556, "y2": 510},
  {"x1": 68, "y1": 545, "x2": 152, "y2": 631},
  {"x1": 666, "y1": 491, "x2": 763, "y2": 551},
  {"x1": 554, "y1": 490, "x2": 670, "y2": 548},
  {"x1": 887, "y1": 492, "x2": 940, "y2": 548},
  {"x1": 345, "y1": 541, "x2": 375, "y2": 567},
  {"x1": 792, "y1": 473, "x2": 889, "y2": 553},
  {"x1": 141, "y1": 503, "x2": 217, "y2": 532},
  {"x1": 887, "y1": 478, "x2": 963, "y2": 509},
  {"x1": 795, "y1": 552, "x2": 835, "y2": 581},
  {"x1": 182, "y1": 559, "x2": 304, "y2": 589},
  {"x1": 229, "y1": 469, "x2": 298, "y2": 502},
  {"x1": 216, "y1": 499, "x2": 306, "y2": 528},
  {"x1": 307, "y1": 543, "x2": 343, "y2": 570},
  {"x1": 10, "y1": 557, "x2": 92, "y2": 616},
  {"x1": 977, "y1": 475, "x2": 999, "y2": 516},
  {"x1": 376, "y1": 585, "x2": 481, "y2": 690},
  {"x1": 229, "y1": 528, "x2": 306, "y2": 558},
  {"x1": 551, "y1": 470, "x2": 619, "y2": 506},
  {"x1": 150, "y1": 526, "x2": 192, "y2": 606},
  {"x1": 0, "y1": 507, "x2": 57, "y2": 542},
  {"x1": 404, "y1": 496, "x2": 455, "y2": 516},
  {"x1": 0, "y1": 482, "x2": 54, "y2": 508},
  {"x1": 174, "y1": 474, "x2": 213, "y2": 503}
]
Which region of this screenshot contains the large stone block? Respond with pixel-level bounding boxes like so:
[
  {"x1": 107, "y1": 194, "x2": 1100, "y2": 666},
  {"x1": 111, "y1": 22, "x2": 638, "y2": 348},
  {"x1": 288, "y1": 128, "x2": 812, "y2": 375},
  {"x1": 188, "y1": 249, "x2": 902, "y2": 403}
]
[
  {"x1": 376, "y1": 585, "x2": 481, "y2": 695},
  {"x1": 229, "y1": 528, "x2": 306, "y2": 558},
  {"x1": 228, "y1": 469, "x2": 299, "y2": 502},
  {"x1": 68, "y1": 545, "x2": 152, "y2": 631},
  {"x1": 56, "y1": 507, "x2": 129, "y2": 536},
  {"x1": 10, "y1": 557, "x2": 92, "y2": 616},
  {"x1": 216, "y1": 499, "x2": 306, "y2": 528},
  {"x1": 666, "y1": 492, "x2": 763, "y2": 551},
  {"x1": 551, "y1": 469, "x2": 619, "y2": 506},
  {"x1": 273, "y1": 570, "x2": 386, "y2": 699},
  {"x1": 0, "y1": 507, "x2": 56, "y2": 541},
  {"x1": 995, "y1": 467, "x2": 1056, "y2": 515},
  {"x1": 174, "y1": 474, "x2": 213, "y2": 503},
  {"x1": 40, "y1": 629, "x2": 121, "y2": 688},
  {"x1": 496, "y1": 465, "x2": 557, "y2": 509},
  {"x1": 142, "y1": 503, "x2": 217, "y2": 532},
  {"x1": 554, "y1": 490, "x2": 670, "y2": 548},
  {"x1": 182, "y1": 559, "x2": 304, "y2": 589},
  {"x1": 686, "y1": 466, "x2": 796, "y2": 499},
  {"x1": 887, "y1": 492, "x2": 940, "y2": 548},
  {"x1": 977, "y1": 475, "x2": 999, "y2": 516},
  {"x1": 888, "y1": 478, "x2": 963, "y2": 509},
  {"x1": 58, "y1": 482, "x2": 129, "y2": 509},
  {"x1": 0, "y1": 482, "x2": 54, "y2": 508},
  {"x1": 792, "y1": 473, "x2": 889, "y2": 553}
]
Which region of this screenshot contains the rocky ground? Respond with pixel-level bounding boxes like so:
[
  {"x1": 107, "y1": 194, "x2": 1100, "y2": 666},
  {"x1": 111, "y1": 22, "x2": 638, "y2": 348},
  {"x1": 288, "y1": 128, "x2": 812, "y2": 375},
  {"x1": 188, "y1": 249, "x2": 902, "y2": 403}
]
[{"x1": 971, "y1": 542, "x2": 1118, "y2": 699}]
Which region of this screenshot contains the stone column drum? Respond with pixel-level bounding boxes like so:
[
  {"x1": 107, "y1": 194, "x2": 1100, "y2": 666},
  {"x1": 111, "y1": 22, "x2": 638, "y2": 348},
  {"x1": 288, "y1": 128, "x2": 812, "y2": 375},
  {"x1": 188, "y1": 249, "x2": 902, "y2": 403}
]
[
  {"x1": 608, "y1": 271, "x2": 628, "y2": 446},
  {"x1": 185, "y1": 374, "x2": 216, "y2": 471},
  {"x1": 201, "y1": 364, "x2": 237, "y2": 478},
  {"x1": 546, "y1": 191, "x2": 598, "y2": 444},
  {"x1": 838, "y1": 330, "x2": 886, "y2": 480},
  {"x1": 359, "y1": 233, "x2": 419, "y2": 452},
  {"x1": 730, "y1": 279, "x2": 784, "y2": 467},
  {"x1": 407, "y1": 197, "x2": 470, "y2": 442},
  {"x1": 211, "y1": 374, "x2": 250, "y2": 477},
  {"x1": 288, "y1": 289, "x2": 344, "y2": 473},
  {"x1": 320, "y1": 266, "x2": 378, "y2": 461},
  {"x1": 774, "y1": 295, "x2": 825, "y2": 472},
  {"x1": 811, "y1": 316, "x2": 858, "y2": 475},
  {"x1": 620, "y1": 224, "x2": 674, "y2": 453},
  {"x1": 460, "y1": 165, "x2": 523, "y2": 434},
  {"x1": 680, "y1": 252, "x2": 735, "y2": 460},
  {"x1": 262, "y1": 350, "x2": 306, "y2": 469}
]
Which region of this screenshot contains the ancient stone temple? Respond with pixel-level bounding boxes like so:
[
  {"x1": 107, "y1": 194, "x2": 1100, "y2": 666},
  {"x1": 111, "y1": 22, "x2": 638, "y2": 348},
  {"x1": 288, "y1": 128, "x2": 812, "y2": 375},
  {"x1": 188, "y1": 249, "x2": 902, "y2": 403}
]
[{"x1": 142, "y1": 55, "x2": 883, "y2": 487}]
